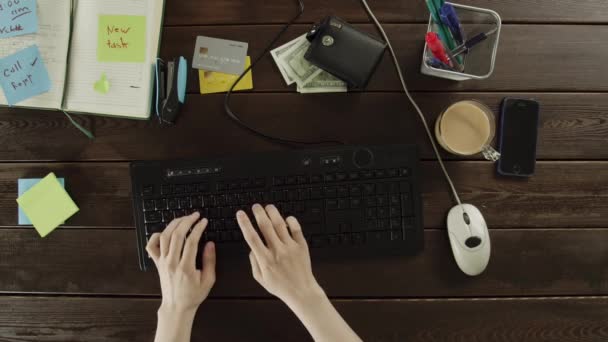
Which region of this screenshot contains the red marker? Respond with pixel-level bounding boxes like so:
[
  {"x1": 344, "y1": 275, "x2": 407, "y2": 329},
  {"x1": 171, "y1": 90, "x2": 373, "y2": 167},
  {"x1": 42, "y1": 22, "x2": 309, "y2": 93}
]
[{"x1": 425, "y1": 32, "x2": 453, "y2": 67}]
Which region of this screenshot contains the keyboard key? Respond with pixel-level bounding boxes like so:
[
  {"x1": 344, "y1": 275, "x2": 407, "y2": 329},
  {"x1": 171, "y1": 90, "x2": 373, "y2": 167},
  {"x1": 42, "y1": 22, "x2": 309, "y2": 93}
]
[
  {"x1": 324, "y1": 187, "x2": 337, "y2": 198},
  {"x1": 400, "y1": 168, "x2": 411, "y2": 177},
  {"x1": 197, "y1": 183, "x2": 210, "y2": 193},
  {"x1": 352, "y1": 233, "x2": 365, "y2": 244},
  {"x1": 142, "y1": 185, "x2": 155, "y2": 196},
  {"x1": 361, "y1": 170, "x2": 373, "y2": 179},
  {"x1": 328, "y1": 235, "x2": 339, "y2": 246},
  {"x1": 377, "y1": 219, "x2": 390, "y2": 230},
  {"x1": 366, "y1": 231, "x2": 391, "y2": 243},
  {"x1": 390, "y1": 206, "x2": 400, "y2": 217},
  {"x1": 323, "y1": 174, "x2": 335, "y2": 182},
  {"x1": 143, "y1": 200, "x2": 155, "y2": 211},
  {"x1": 238, "y1": 193, "x2": 249, "y2": 205},
  {"x1": 191, "y1": 196, "x2": 203, "y2": 208},
  {"x1": 326, "y1": 199, "x2": 338, "y2": 211},
  {"x1": 366, "y1": 219, "x2": 377, "y2": 231},
  {"x1": 310, "y1": 174, "x2": 322, "y2": 183},
  {"x1": 254, "y1": 178, "x2": 266, "y2": 188},
  {"x1": 387, "y1": 169, "x2": 398, "y2": 177},
  {"x1": 144, "y1": 211, "x2": 162, "y2": 223},
  {"x1": 376, "y1": 195, "x2": 388, "y2": 206},
  {"x1": 400, "y1": 182, "x2": 411, "y2": 193},
  {"x1": 337, "y1": 199, "x2": 348, "y2": 209},
  {"x1": 297, "y1": 175, "x2": 308, "y2": 184},
  {"x1": 203, "y1": 195, "x2": 216, "y2": 207},
  {"x1": 227, "y1": 194, "x2": 238, "y2": 206},
  {"x1": 348, "y1": 172, "x2": 359, "y2": 180},
  {"x1": 339, "y1": 222, "x2": 352, "y2": 233},
  {"x1": 378, "y1": 207, "x2": 389, "y2": 218},
  {"x1": 228, "y1": 181, "x2": 239, "y2": 190},
  {"x1": 363, "y1": 184, "x2": 375, "y2": 195},
  {"x1": 185, "y1": 184, "x2": 197, "y2": 193},
  {"x1": 297, "y1": 188, "x2": 310, "y2": 200},
  {"x1": 349, "y1": 186, "x2": 361, "y2": 197},
  {"x1": 390, "y1": 218, "x2": 401, "y2": 229},
  {"x1": 273, "y1": 177, "x2": 285, "y2": 186},
  {"x1": 310, "y1": 188, "x2": 323, "y2": 199},
  {"x1": 364, "y1": 196, "x2": 377, "y2": 207},
  {"x1": 232, "y1": 230, "x2": 243, "y2": 241},
  {"x1": 337, "y1": 186, "x2": 349, "y2": 198},
  {"x1": 168, "y1": 198, "x2": 178, "y2": 210},
  {"x1": 365, "y1": 207, "x2": 377, "y2": 218},
  {"x1": 336, "y1": 173, "x2": 347, "y2": 181},
  {"x1": 285, "y1": 176, "x2": 296, "y2": 185},
  {"x1": 208, "y1": 208, "x2": 219, "y2": 218},
  {"x1": 376, "y1": 183, "x2": 388, "y2": 194},
  {"x1": 311, "y1": 236, "x2": 327, "y2": 248},
  {"x1": 295, "y1": 202, "x2": 306, "y2": 214},
  {"x1": 390, "y1": 194, "x2": 400, "y2": 206},
  {"x1": 388, "y1": 183, "x2": 400, "y2": 193},
  {"x1": 261, "y1": 191, "x2": 272, "y2": 202},
  {"x1": 391, "y1": 230, "x2": 404, "y2": 241},
  {"x1": 350, "y1": 198, "x2": 362, "y2": 208},
  {"x1": 340, "y1": 234, "x2": 353, "y2": 244},
  {"x1": 402, "y1": 194, "x2": 413, "y2": 216},
  {"x1": 173, "y1": 209, "x2": 186, "y2": 218},
  {"x1": 306, "y1": 224, "x2": 323, "y2": 235},
  {"x1": 240, "y1": 179, "x2": 251, "y2": 188},
  {"x1": 216, "y1": 182, "x2": 227, "y2": 191},
  {"x1": 145, "y1": 222, "x2": 165, "y2": 234},
  {"x1": 162, "y1": 211, "x2": 174, "y2": 222},
  {"x1": 272, "y1": 190, "x2": 285, "y2": 201},
  {"x1": 286, "y1": 190, "x2": 298, "y2": 201},
  {"x1": 155, "y1": 199, "x2": 168, "y2": 210},
  {"x1": 374, "y1": 169, "x2": 386, "y2": 178},
  {"x1": 161, "y1": 184, "x2": 172, "y2": 195},
  {"x1": 221, "y1": 207, "x2": 234, "y2": 219},
  {"x1": 173, "y1": 184, "x2": 185, "y2": 193},
  {"x1": 179, "y1": 197, "x2": 192, "y2": 209}
]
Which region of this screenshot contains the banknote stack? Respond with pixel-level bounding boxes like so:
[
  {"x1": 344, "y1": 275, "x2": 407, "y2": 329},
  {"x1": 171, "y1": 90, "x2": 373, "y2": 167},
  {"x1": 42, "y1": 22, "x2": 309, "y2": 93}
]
[{"x1": 271, "y1": 34, "x2": 347, "y2": 93}]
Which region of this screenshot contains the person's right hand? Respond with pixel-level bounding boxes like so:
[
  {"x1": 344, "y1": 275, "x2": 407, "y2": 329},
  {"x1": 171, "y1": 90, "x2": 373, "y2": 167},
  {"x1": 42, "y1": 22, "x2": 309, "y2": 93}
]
[{"x1": 236, "y1": 204, "x2": 324, "y2": 306}]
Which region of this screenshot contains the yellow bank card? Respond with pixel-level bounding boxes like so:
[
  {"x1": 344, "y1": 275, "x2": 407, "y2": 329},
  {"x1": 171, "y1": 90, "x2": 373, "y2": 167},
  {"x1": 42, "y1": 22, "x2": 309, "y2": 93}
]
[{"x1": 199, "y1": 56, "x2": 253, "y2": 94}]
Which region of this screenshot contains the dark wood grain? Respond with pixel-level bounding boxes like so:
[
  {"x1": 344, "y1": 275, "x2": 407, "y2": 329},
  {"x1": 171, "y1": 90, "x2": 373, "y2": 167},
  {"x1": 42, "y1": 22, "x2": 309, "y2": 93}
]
[
  {"x1": 164, "y1": 0, "x2": 608, "y2": 25},
  {"x1": 1, "y1": 297, "x2": 608, "y2": 342},
  {"x1": 159, "y1": 25, "x2": 608, "y2": 93},
  {"x1": 1, "y1": 228, "x2": 606, "y2": 297},
  {"x1": 1, "y1": 161, "x2": 606, "y2": 228},
  {"x1": 1, "y1": 93, "x2": 607, "y2": 162}
]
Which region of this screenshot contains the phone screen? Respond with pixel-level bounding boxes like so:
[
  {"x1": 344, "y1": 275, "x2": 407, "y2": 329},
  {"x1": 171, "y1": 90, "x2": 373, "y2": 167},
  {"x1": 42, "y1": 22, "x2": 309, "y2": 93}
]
[{"x1": 498, "y1": 99, "x2": 540, "y2": 176}]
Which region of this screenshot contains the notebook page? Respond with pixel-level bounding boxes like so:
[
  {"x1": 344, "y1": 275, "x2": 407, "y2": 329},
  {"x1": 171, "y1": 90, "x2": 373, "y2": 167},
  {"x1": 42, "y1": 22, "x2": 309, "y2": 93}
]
[
  {"x1": 64, "y1": 0, "x2": 161, "y2": 119},
  {"x1": 0, "y1": 0, "x2": 71, "y2": 109}
]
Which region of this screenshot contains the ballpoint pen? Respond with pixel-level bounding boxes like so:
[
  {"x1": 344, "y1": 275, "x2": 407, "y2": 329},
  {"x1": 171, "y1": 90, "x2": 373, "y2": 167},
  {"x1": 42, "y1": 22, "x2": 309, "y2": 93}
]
[
  {"x1": 426, "y1": 32, "x2": 464, "y2": 72},
  {"x1": 439, "y1": 3, "x2": 465, "y2": 45},
  {"x1": 451, "y1": 27, "x2": 498, "y2": 57}
]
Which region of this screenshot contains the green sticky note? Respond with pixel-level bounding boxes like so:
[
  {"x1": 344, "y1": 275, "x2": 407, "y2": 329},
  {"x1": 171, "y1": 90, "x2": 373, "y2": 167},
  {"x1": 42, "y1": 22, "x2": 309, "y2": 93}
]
[
  {"x1": 16, "y1": 173, "x2": 79, "y2": 238},
  {"x1": 97, "y1": 15, "x2": 147, "y2": 63}
]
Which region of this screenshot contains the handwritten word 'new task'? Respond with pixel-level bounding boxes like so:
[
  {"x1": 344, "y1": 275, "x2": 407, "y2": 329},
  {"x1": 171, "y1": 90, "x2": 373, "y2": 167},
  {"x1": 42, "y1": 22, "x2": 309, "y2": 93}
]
[
  {"x1": 0, "y1": 0, "x2": 38, "y2": 39},
  {"x1": 98, "y1": 15, "x2": 146, "y2": 63},
  {"x1": 0, "y1": 45, "x2": 50, "y2": 105}
]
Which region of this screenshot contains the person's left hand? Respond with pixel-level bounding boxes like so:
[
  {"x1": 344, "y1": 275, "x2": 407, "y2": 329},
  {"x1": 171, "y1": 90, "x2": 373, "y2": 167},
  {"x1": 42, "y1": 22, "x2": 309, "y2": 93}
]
[{"x1": 146, "y1": 212, "x2": 216, "y2": 315}]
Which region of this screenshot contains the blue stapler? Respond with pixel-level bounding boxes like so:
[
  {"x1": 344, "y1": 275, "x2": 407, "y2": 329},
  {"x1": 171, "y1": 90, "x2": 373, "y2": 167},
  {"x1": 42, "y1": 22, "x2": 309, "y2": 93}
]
[{"x1": 155, "y1": 56, "x2": 187, "y2": 124}]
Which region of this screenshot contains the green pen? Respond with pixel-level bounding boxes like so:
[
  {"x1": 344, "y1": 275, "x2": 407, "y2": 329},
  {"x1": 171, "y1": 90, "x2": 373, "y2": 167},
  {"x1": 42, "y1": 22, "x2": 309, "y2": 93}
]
[{"x1": 425, "y1": 0, "x2": 462, "y2": 63}]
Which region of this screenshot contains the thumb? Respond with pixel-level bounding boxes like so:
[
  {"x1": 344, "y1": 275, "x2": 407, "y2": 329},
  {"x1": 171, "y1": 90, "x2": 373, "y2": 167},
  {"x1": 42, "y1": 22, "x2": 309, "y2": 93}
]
[{"x1": 201, "y1": 241, "x2": 216, "y2": 288}]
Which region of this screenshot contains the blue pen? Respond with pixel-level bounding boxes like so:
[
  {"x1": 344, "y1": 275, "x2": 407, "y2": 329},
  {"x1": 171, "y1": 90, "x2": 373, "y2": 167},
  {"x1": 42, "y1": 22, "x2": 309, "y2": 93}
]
[{"x1": 440, "y1": 3, "x2": 466, "y2": 45}]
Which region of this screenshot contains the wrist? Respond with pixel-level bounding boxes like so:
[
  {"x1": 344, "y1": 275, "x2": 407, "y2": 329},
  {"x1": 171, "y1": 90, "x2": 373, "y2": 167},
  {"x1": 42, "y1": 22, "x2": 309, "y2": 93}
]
[
  {"x1": 284, "y1": 282, "x2": 327, "y2": 313},
  {"x1": 157, "y1": 304, "x2": 197, "y2": 324}
]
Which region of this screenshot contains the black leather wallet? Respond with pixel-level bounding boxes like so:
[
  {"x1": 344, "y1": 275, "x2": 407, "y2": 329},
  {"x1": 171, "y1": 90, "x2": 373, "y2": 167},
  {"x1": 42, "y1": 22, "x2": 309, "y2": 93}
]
[{"x1": 305, "y1": 16, "x2": 387, "y2": 89}]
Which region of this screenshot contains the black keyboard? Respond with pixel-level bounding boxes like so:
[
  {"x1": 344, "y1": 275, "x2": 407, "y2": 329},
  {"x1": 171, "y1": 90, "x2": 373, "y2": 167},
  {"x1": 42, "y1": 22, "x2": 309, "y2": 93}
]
[{"x1": 131, "y1": 145, "x2": 424, "y2": 271}]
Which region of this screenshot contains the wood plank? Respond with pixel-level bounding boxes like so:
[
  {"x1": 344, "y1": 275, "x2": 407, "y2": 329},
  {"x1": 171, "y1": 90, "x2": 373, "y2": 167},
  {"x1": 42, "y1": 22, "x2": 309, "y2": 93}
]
[
  {"x1": 164, "y1": 0, "x2": 608, "y2": 25},
  {"x1": 0, "y1": 161, "x2": 606, "y2": 228},
  {"x1": 1, "y1": 297, "x2": 607, "y2": 342},
  {"x1": 159, "y1": 25, "x2": 608, "y2": 92},
  {"x1": 1, "y1": 93, "x2": 607, "y2": 162},
  {"x1": 1, "y1": 229, "x2": 606, "y2": 297}
]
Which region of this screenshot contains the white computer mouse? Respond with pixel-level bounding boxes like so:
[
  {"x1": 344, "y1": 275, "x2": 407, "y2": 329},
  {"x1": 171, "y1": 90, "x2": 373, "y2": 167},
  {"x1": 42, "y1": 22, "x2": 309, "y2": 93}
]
[{"x1": 447, "y1": 204, "x2": 491, "y2": 276}]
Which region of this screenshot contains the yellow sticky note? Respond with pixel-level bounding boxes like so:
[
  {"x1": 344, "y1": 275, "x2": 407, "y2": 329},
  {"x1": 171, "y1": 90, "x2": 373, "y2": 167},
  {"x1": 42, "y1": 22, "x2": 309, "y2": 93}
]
[
  {"x1": 97, "y1": 15, "x2": 147, "y2": 63},
  {"x1": 199, "y1": 56, "x2": 253, "y2": 94},
  {"x1": 16, "y1": 173, "x2": 79, "y2": 238}
]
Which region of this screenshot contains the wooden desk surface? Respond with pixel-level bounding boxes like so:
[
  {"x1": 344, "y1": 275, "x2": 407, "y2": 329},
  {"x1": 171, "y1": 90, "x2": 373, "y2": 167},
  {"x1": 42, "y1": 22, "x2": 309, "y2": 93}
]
[{"x1": 1, "y1": 1, "x2": 607, "y2": 341}]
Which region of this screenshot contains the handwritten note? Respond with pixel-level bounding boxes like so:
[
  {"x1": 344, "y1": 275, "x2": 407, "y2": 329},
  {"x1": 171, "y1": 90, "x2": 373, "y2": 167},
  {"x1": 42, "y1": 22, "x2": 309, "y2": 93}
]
[
  {"x1": 0, "y1": 45, "x2": 50, "y2": 105},
  {"x1": 97, "y1": 15, "x2": 146, "y2": 63},
  {"x1": 0, "y1": 0, "x2": 38, "y2": 39}
]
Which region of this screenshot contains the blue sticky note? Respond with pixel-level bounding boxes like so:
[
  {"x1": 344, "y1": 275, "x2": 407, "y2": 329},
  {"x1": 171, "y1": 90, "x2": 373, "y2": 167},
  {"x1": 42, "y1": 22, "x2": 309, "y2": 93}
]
[
  {"x1": 0, "y1": 45, "x2": 50, "y2": 105},
  {"x1": 18, "y1": 177, "x2": 65, "y2": 225},
  {"x1": 0, "y1": 0, "x2": 38, "y2": 39}
]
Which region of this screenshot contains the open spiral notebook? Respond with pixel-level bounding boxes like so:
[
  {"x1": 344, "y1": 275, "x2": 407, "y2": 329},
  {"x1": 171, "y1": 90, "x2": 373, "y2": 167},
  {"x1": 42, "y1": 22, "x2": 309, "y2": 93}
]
[{"x1": 0, "y1": 0, "x2": 164, "y2": 119}]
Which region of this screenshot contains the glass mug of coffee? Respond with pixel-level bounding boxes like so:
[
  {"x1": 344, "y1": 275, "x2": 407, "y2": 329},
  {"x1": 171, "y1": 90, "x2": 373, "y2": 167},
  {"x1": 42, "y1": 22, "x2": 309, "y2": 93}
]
[{"x1": 435, "y1": 100, "x2": 500, "y2": 160}]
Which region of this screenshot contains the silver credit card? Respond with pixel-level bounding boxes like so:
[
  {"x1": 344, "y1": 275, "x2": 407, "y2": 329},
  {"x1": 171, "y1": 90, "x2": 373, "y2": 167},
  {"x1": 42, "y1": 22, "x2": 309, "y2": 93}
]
[{"x1": 192, "y1": 36, "x2": 248, "y2": 75}]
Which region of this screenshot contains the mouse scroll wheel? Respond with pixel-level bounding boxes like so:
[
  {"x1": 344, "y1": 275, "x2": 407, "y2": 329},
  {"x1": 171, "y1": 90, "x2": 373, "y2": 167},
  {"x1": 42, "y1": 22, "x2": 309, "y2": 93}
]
[
  {"x1": 463, "y1": 212, "x2": 471, "y2": 225},
  {"x1": 465, "y1": 236, "x2": 482, "y2": 248}
]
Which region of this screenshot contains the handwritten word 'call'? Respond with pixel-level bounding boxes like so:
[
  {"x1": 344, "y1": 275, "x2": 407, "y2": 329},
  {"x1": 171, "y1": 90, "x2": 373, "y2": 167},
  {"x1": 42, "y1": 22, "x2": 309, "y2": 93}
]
[
  {"x1": 105, "y1": 25, "x2": 132, "y2": 49},
  {"x1": 3, "y1": 57, "x2": 38, "y2": 90}
]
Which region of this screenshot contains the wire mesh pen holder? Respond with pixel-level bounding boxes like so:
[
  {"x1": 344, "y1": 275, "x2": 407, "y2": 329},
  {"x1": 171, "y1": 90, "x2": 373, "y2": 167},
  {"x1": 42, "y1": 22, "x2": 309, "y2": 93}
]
[{"x1": 421, "y1": 3, "x2": 501, "y2": 81}]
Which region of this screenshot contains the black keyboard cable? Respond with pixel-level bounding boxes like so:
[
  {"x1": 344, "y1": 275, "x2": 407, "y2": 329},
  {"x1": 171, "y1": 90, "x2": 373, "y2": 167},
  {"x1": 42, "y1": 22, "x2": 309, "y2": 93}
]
[{"x1": 223, "y1": 0, "x2": 346, "y2": 147}]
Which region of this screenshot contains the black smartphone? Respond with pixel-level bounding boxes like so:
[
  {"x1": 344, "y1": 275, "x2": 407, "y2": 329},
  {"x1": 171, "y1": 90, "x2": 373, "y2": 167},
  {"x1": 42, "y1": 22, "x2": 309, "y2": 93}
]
[{"x1": 497, "y1": 98, "x2": 540, "y2": 177}]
